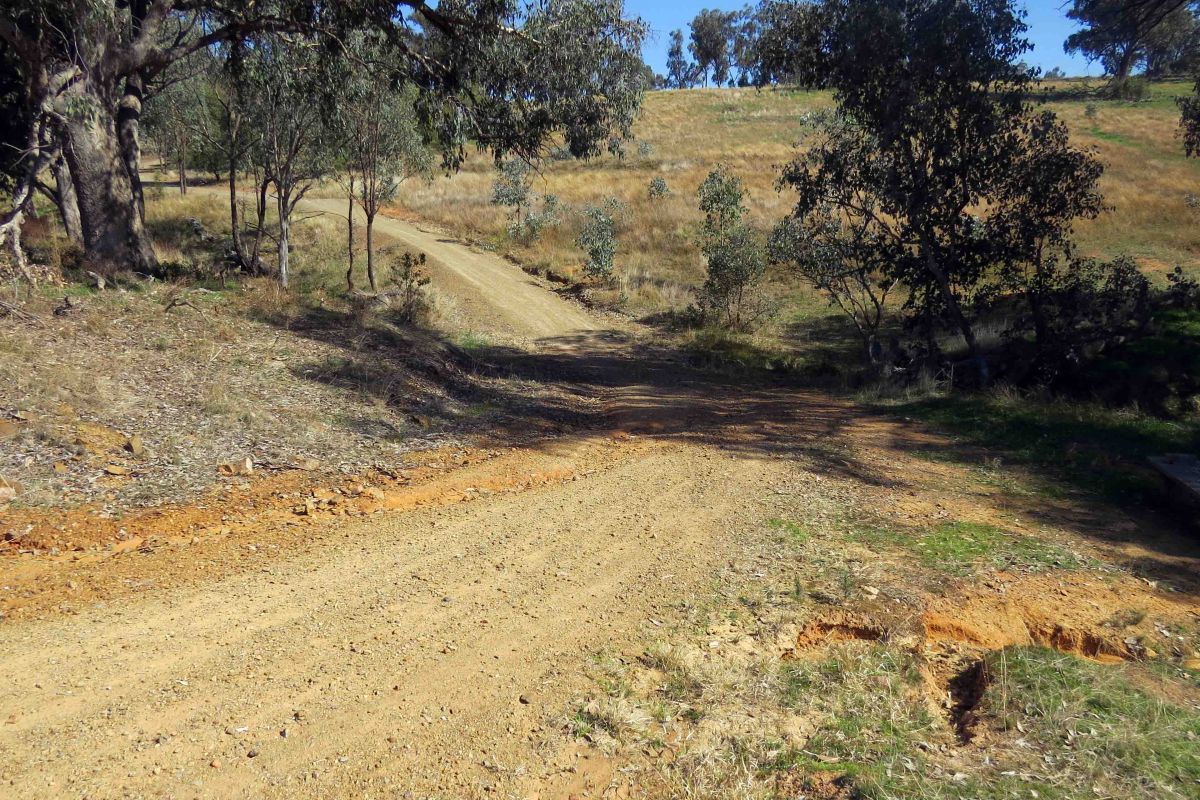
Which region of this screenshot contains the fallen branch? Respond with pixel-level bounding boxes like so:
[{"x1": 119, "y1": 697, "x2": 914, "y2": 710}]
[
  {"x1": 164, "y1": 296, "x2": 201, "y2": 313},
  {"x1": 0, "y1": 298, "x2": 45, "y2": 325}
]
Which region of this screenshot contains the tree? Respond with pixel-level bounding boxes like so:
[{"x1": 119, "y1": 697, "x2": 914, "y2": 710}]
[
  {"x1": 1144, "y1": 6, "x2": 1200, "y2": 76},
  {"x1": 666, "y1": 29, "x2": 697, "y2": 88},
  {"x1": 0, "y1": 0, "x2": 646, "y2": 276},
  {"x1": 142, "y1": 57, "x2": 209, "y2": 196},
  {"x1": 1064, "y1": 0, "x2": 1197, "y2": 80},
  {"x1": 689, "y1": 9, "x2": 737, "y2": 87},
  {"x1": 337, "y1": 40, "x2": 433, "y2": 292},
  {"x1": 777, "y1": 0, "x2": 1097, "y2": 376},
  {"x1": 741, "y1": 0, "x2": 825, "y2": 87},
  {"x1": 696, "y1": 165, "x2": 765, "y2": 329},
  {"x1": 243, "y1": 38, "x2": 336, "y2": 289}
]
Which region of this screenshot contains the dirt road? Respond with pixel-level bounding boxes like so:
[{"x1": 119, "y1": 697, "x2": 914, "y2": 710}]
[
  {"x1": 302, "y1": 197, "x2": 601, "y2": 341},
  {"x1": 0, "y1": 211, "x2": 848, "y2": 798}
]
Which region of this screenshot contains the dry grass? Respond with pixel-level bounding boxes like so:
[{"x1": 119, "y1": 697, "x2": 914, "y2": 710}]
[{"x1": 386, "y1": 82, "x2": 1200, "y2": 327}]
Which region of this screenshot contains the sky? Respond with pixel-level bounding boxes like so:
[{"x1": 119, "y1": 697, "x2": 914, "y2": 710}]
[{"x1": 630, "y1": 1, "x2": 1101, "y2": 78}]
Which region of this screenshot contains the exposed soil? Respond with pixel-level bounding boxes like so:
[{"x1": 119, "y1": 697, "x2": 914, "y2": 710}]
[{"x1": 2, "y1": 198, "x2": 1199, "y2": 799}]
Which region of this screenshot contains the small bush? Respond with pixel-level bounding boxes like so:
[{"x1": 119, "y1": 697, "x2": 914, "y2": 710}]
[
  {"x1": 387, "y1": 250, "x2": 432, "y2": 325},
  {"x1": 695, "y1": 165, "x2": 767, "y2": 330},
  {"x1": 576, "y1": 198, "x2": 623, "y2": 281},
  {"x1": 647, "y1": 177, "x2": 669, "y2": 199}
]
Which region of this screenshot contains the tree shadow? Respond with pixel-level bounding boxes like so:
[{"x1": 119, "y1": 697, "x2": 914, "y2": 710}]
[{"x1": 263, "y1": 305, "x2": 896, "y2": 489}]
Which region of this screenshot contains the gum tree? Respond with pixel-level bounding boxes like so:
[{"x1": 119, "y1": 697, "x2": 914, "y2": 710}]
[{"x1": 0, "y1": 0, "x2": 646, "y2": 275}]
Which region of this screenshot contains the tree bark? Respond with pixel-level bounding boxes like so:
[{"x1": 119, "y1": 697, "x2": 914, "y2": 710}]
[
  {"x1": 366, "y1": 213, "x2": 377, "y2": 292},
  {"x1": 117, "y1": 71, "x2": 147, "y2": 223},
  {"x1": 277, "y1": 190, "x2": 291, "y2": 288},
  {"x1": 50, "y1": 153, "x2": 84, "y2": 245},
  {"x1": 347, "y1": 176, "x2": 355, "y2": 291},
  {"x1": 60, "y1": 81, "x2": 157, "y2": 275},
  {"x1": 228, "y1": 153, "x2": 245, "y2": 268},
  {"x1": 178, "y1": 135, "x2": 188, "y2": 196}
]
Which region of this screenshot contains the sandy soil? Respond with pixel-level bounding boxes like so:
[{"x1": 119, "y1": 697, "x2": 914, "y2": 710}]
[{"x1": 0, "y1": 216, "x2": 852, "y2": 799}]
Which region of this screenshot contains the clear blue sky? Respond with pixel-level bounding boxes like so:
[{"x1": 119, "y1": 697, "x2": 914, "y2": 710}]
[{"x1": 630, "y1": 1, "x2": 1100, "y2": 77}]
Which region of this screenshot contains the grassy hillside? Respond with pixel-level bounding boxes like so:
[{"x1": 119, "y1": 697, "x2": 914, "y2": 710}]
[{"x1": 393, "y1": 80, "x2": 1200, "y2": 320}]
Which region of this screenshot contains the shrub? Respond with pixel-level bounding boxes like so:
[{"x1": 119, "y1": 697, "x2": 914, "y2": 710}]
[
  {"x1": 576, "y1": 198, "x2": 623, "y2": 280},
  {"x1": 513, "y1": 194, "x2": 563, "y2": 244},
  {"x1": 491, "y1": 159, "x2": 532, "y2": 229},
  {"x1": 647, "y1": 177, "x2": 670, "y2": 199},
  {"x1": 696, "y1": 165, "x2": 766, "y2": 330},
  {"x1": 388, "y1": 250, "x2": 432, "y2": 325}
]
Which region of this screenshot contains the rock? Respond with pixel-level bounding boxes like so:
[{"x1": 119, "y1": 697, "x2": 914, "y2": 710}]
[
  {"x1": 126, "y1": 435, "x2": 145, "y2": 457},
  {"x1": 219, "y1": 457, "x2": 254, "y2": 476},
  {"x1": 209, "y1": 759, "x2": 221, "y2": 769},
  {"x1": 103, "y1": 464, "x2": 130, "y2": 476},
  {"x1": 519, "y1": 695, "x2": 531, "y2": 705},
  {"x1": 297, "y1": 458, "x2": 320, "y2": 471},
  {"x1": 1183, "y1": 657, "x2": 1200, "y2": 671},
  {"x1": 364, "y1": 487, "x2": 385, "y2": 501},
  {"x1": 247, "y1": 748, "x2": 260, "y2": 758},
  {"x1": 75, "y1": 422, "x2": 127, "y2": 456}
]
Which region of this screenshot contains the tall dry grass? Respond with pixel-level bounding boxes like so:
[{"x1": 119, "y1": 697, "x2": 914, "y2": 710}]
[{"x1": 391, "y1": 83, "x2": 1200, "y2": 322}]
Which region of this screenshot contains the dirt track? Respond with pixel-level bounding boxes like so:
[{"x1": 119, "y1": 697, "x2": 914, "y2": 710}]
[
  {"x1": 303, "y1": 197, "x2": 602, "y2": 341},
  {"x1": 0, "y1": 214, "x2": 848, "y2": 798}
]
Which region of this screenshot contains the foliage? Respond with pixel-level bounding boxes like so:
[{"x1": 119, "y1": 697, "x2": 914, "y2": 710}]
[
  {"x1": 689, "y1": 9, "x2": 738, "y2": 87},
  {"x1": 387, "y1": 250, "x2": 432, "y2": 325},
  {"x1": 576, "y1": 198, "x2": 623, "y2": 280},
  {"x1": 518, "y1": 194, "x2": 563, "y2": 243},
  {"x1": 491, "y1": 159, "x2": 533, "y2": 229},
  {"x1": 776, "y1": 0, "x2": 1105, "y2": 382},
  {"x1": 666, "y1": 29, "x2": 698, "y2": 89},
  {"x1": 770, "y1": 199, "x2": 897, "y2": 360},
  {"x1": 696, "y1": 165, "x2": 766, "y2": 330},
  {"x1": 0, "y1": 0, "x2": 648, "y2": 270},
  {"x1": 647, "y1": 176, "x2": 670, "y2": 199},
  {"x1": 1065, "y1": 0, "x2": 1198, "y2": 81}
]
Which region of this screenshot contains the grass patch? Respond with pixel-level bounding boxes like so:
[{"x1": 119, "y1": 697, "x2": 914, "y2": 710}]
[
  {"x1": 767, "y1": 517, "x2": 810, "y2": 544},
  {"x1": 849, "y1": 520, "x2": 1083, "y2": 576},
  {"x1": 978, "y1": 646, "x2": 1200, "y2": 799},
  {"x1": 888, "y1": 393, "x2": 1200, "y2": 505}
]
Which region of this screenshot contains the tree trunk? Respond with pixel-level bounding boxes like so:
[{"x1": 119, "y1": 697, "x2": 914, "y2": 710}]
[
  {"x1": 346, "y1": 176, "x2": 355, "y2": 291},
  {"x1": 50, "y1": 154, "x2": 84, "y2": 245},
  {"x1": 250, "y1": 175, "x2": 269, "y2": 275},
  {"x1": 117, "y1": 72, "x2": 147, "y2": 223},
  {"x1": 178, "y1": 136, "x2": 188, "y2": 196},
  {"x1": 61, "y1": 83, "x2": 157, "y2": 274},
  {"x1": 277, "y1": 190, "x2": 291, "y2": 288},
  {"x1": 366, "y1": 212, "x2": 377, "y2": 292},
  {"x1": 228, "y1": 154, "x2": 245, "y2": 269}
]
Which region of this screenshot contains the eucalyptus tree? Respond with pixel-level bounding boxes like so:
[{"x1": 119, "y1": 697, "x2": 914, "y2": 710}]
[
  {"x1": 242, "y1": 37, "x2": 337, "y2": 288},
  {"x1": 336, "y1": 41, "x2": 433, "y2": 292},
  {"x1": 0, "y1": 0, "x2": 646, "y2": 276}
]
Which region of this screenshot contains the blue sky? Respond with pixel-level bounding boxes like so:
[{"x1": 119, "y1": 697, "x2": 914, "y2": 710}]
[{"x1": 630, "y1": 2, "x2": 1101, "y2": 77}]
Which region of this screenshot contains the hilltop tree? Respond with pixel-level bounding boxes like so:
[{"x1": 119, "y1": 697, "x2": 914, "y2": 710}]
[
  {"x1": 0, "y1": 0, "x2": 647, "y2": 276},
  {"x1": 689, "y1": 9, "x2": 738, "y2": 87},
  {"x1": 1065, "y1": 0, "x2": 1198, "y2": 79},
  {"x1": 666, "y1": 29, "x2": 697, "y2": 88}
]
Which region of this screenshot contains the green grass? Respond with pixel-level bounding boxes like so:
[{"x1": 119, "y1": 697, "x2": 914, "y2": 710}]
[
  {"x1": 887, "y1": 393, "x2": 1200, "y2": 505},
  {"x1": 979, "y1": 647, "x2": 1200, "y2": 799},
  {"x1": 770, "y1": 644, "x2": 1200, "y2": 800},
  {"x1": 767, "y1": 517, "x2": 811, "y2": 544},
  {"x1": 849, "y1": 519, "x2": 1083, "y2": 576},
  {"x1": 917, "y1": 521, "x2": 1084, "y2": 575}
]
